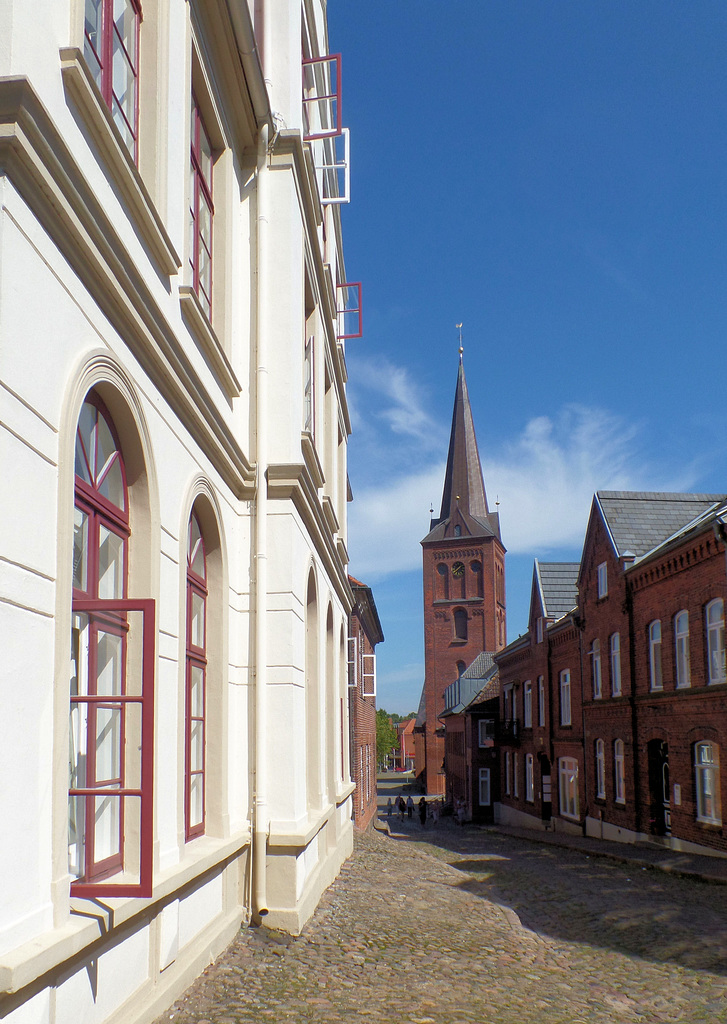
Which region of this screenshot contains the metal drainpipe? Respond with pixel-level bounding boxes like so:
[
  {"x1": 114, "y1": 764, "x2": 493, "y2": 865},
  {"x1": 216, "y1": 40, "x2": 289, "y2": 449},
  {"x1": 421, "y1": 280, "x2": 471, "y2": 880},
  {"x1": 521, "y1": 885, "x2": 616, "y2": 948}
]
[{"x1": 252, "y1": 119, "x2": 270, "y2": 920}]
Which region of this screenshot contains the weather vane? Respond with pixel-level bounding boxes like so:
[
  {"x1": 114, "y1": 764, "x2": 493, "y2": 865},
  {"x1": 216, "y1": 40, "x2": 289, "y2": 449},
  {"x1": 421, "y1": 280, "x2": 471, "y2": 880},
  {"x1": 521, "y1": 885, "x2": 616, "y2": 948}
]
[{"x1": 456, "y1": 322, "x2": 463, "y2": 358}]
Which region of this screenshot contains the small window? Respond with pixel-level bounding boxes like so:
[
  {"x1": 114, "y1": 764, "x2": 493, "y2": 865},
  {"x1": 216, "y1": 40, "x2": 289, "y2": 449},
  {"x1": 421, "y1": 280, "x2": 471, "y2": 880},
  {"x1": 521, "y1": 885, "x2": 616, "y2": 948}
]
[
  {"x1": 478, "y1": 719, "x2": 495, "y2": 747},
  {"x1": 674, "y1": 610, "x2": 691, "y2": 689},
  {"x1": 695, "y1": 741, "x2": 721, "y2": 824},
  {"x1": 479, "y1": 767, "x2": 491, "y2": 806},
  {"x1": 559, "y1": 670, "x2": 571, "y2": 726},
  {"x1": 453, "y1": 524, "x2": 462, "y2": 537},
  {"x1": 525, "y1": 753, "x2": 534, "y2": 802},
  {"x1": 707, "y1": 599, "x2": 726, "y2": 685},
  {"x1": 597, "y1": 562, "x2": 608, "y2": 598},
  {"x1": 558, "y1": 758, "x2": 579, "y2": 819},
  {"x1": 614, "y1": 739, "x2": 625, "y2": 803},
  {"x1": 595, "y1": 739, "x2": 606, "y2": 799},
  {"x1": 84, "y1": 0, "x2": 141, "y2": 159},
  {"x1": 453, "y1": 607, "x2": 468, "y2": 641},
  {"x1": 591, "y1": 639, "x2": 602, "y2": 699},
  {"x1": 538, "y1": 676, "x2": 545, "y2": 727},
  {"x1": 649, "y1": 620, "x2": 663, "y2": 691},
  {"x1": 523, "y1": 680, "x2": 532, "y2": 728},
  {"x1": 610, "y1": 632, "x2": 622, "y2": 697},
  {"x1": 362, "y1": 653, "x2": 376, "y2": 697}
]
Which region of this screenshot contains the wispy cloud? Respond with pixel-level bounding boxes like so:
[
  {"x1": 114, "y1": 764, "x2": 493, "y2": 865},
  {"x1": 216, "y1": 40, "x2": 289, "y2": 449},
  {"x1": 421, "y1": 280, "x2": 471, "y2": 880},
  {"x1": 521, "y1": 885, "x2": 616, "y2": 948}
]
[{"x1": 348, "y1": 402, "x2": 698, "y2": 579}]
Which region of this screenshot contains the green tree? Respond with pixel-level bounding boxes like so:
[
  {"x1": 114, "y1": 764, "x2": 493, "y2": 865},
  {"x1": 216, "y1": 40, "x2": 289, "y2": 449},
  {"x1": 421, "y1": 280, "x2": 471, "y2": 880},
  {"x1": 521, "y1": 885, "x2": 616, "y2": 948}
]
[{"x1": 376, "y1": 708, "x2": 398, "y2": 766}]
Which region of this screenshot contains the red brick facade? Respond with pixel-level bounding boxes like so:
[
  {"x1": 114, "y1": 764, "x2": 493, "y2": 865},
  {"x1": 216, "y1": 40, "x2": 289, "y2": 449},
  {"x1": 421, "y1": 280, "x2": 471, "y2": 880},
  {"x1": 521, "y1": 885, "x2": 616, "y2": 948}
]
[{"x1": 348, "y1": 577, "x2": 384, "y2": 830}]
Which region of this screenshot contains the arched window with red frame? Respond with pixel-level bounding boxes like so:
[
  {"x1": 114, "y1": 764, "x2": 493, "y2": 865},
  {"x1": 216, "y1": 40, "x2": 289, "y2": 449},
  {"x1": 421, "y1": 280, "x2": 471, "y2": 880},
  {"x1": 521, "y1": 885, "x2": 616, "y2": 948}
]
[
  {"x1": 186, "y1": 510, "x2": 207, "y2": 840},
  {"x1": 70, "y1": 392, "x2": 154, "y2": 898}
]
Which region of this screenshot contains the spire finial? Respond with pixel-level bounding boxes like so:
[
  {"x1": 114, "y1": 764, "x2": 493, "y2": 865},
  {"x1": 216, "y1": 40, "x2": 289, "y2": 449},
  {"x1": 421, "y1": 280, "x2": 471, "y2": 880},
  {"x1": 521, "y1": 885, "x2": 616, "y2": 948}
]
[{"x1": 456, "y1": 323, "x2": 463, "y2": 361}]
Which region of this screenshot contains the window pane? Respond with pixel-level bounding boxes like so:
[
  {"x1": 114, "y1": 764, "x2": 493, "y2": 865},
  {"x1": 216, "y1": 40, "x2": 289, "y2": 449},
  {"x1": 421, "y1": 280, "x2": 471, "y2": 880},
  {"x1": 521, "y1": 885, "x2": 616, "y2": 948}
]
[
  {"x1": 84, "y1": 0, "x2": 104, "y2": 84},
  {"x1": 190, "y1": 719, "x2": 204, "y2": 772},
  {"x1": 94, "y1": 791, "x2": 121, "y2": 863},
  {"x1": 73, "y1": 508, "x2": 89, "y2": 591},
  {"x1": 96, "y1": 628, "x2": 124, "y2": 696},
  {"x1": 189, "y1": 774, "x2": 204, "y2": 828},
  {"x1": 96, "y1": 413, "x2": 126, "y2": 508},
  {"x1": 199, "y1": 120, "x2": 213, "y2": 189},
  {"x1": 114, "y1": 0, "x2": 137, "y2": 64},
  {"x1": 98, "y1": 525, "x2": 125, "y2": 599},
  {"x1": 191, "y1": 591, "x2": 205, "y2": 649},
  {"x1": 190, "y1": 663, "x2": 204, "y2": 717},
  {"x1": 95, "y1": 706, "x2": 122, "y2": 784},
  {"x1": 189, "y1": 515, "x2": 205, "y2": 578}
]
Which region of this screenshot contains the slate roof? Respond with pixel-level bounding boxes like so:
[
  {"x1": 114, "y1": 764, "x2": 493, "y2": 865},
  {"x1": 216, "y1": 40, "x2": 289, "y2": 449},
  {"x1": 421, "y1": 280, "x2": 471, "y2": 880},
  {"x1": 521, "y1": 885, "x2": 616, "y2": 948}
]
[
  {"x1": 423, "y1": 356, "x2": 501, "y2": 543},
  {"x1": 535, "y1": 561, "x2": 580, "y2": 620},
  {"x1": 596, "y1": 491, "x2": 727, "y2": 559},
  {"x1": 441, "y1": 653, "x2": 499, "y2": 716}
]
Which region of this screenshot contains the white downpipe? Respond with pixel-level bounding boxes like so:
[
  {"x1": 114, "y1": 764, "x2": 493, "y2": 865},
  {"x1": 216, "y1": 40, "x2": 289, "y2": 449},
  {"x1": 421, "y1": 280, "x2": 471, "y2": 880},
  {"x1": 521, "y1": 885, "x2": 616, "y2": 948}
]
[{"x1": 253, "y1": 119, "x2": 270, "y2": 919}]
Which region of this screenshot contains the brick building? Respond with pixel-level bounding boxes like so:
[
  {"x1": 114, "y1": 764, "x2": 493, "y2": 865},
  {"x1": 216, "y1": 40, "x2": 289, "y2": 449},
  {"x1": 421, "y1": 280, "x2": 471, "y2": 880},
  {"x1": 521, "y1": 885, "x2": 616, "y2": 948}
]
[
  {"x1": 416, "y1": 352, "x2": 506, "y2": 795},
  {"x1": 348, "y1": 576, "x2": 384, "y2": 829},
  {"x1": 495, "y1": 492, "x2": 727, "y2": 859},
  {"x1": 396, "y1": 717, "x2": 416, "y2": 771}
]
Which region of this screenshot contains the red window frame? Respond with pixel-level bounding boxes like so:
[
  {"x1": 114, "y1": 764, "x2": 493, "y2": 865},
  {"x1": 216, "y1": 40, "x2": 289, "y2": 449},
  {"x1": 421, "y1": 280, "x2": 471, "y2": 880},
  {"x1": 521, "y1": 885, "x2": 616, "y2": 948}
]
[
  {"x1": 71, "y1": 394, "x2": 155, "y2": 898},
  {"x1": 190, "y1": 96, "x2": 214, "y2": 321},
  {"x1": 336, "y1": 282, "x2": 362, "y2": 340},
  {"x1": 185, "y1": 512, "x2": 207, "y2": 840},
  {"x1": 302, "y1": 54, "x2": 342, "y2": 140},
  {"x1": 84, "y1": 0, "x2": 141, "y2": 160}
]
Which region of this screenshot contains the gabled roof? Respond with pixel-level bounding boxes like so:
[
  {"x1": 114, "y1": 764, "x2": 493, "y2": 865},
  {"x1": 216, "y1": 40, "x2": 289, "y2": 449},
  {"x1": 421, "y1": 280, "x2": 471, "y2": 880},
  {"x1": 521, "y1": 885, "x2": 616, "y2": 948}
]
[
  {"x1": 348, "y1": 574, "x2": 385, "y2": 645},
  {"x1": 534, "y1": 561, "x2": 580, "y2": 621},
  {"x1": 596, "y1": 491, "x2": 727, "y2": 560},
  {"x1": 423, "y1": 355, "x2": 501, "y2": 544},
  {"x1": 441, "y1": 653, "x2": 499, "y2": 717}
]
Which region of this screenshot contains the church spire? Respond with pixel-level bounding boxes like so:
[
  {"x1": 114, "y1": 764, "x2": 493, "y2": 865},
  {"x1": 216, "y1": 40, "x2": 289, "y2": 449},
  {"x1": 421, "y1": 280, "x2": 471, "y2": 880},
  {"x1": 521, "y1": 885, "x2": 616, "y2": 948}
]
[{"x1": 439, "y1": 354, "x2": 489, "y2": 522}]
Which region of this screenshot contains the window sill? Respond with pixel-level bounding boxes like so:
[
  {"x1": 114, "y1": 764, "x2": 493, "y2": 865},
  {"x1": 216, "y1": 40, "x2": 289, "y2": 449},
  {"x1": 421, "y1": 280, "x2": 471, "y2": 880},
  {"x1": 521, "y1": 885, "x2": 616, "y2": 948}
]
[
  {"x1": 59, "y1": 47, "x2": 180, "y2": 277},
  {"x1": 696, "y1": 817, "x2": 723, "y2": 829},
  {"x1": 301, "y1": 432, "x2": 325, "y2": 489},
  {"x1": 179, "y1": 287, "x2": 241, "y2": 399},
  {"x1": 0, "y1": 829, "x2": 250, "y2": 996}
]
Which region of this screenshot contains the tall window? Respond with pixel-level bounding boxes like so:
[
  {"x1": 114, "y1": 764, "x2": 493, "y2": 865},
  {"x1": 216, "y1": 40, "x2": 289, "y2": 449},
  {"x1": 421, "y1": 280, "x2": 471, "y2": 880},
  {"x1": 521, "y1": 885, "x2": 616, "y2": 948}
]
[
  {"x1": 525, "y1": 753, "x2": 534, "y2": 802},
  {"x1": 695, "y1": 742, "x2": 721, "y2": 824},
  {"x1": 453, "y1": 607, "x2": 468, "y2": 641},
  {"x1": 523, "y1": 680, "x2": 532, "y2": 728},
  {"x1": 513, "y1": 752, "x2": 519, "y2": 799},
  {"x1": 559, "y1": 669, "x2": 571, "y2": 726},
  {"x1": 595, "y1": 739, "x2": 606, "y2": 799},
  {"x1": 649, "y1": 620, "x2": 663, "y2": 691},
  {"x1": 186, "y1": 511, "x2": 207, "y2": 840},
  {"x1": 538, "y1": 676, "x2": 545, "y2": 727},
  {"x1": 597, "y1": 562, "x2": 608, "y2": 598},
  {"x1": 479, "y1": 767, "x2": 491, "y2": 806},
  {"x1": 707, "y1": 599, "x2": 726, "y2": 685},
  {"x1": 591, "y1": 639, "x2": 602, "y2": 699},
  {"x1": 558, "y1": 758, "x2": 579, "y2": 819},
  {"x1": 614, "y1": 739, "x2": 625, "y2": 803},
  {"x1": 84, "y1": 0, "x2": 140, "y2": 158},
  {"x1": 190, "y1": 95, "x2": 214, "y2": 321},
  {"x1": 610, "y1": 632, "x2": 621, "y2": 697},
  {"x1": 674, "y1": 610, "x2": 691, "y2": 689},
  {"x1": 504, "y1": 751, "x2": 511, "y2": 796}
]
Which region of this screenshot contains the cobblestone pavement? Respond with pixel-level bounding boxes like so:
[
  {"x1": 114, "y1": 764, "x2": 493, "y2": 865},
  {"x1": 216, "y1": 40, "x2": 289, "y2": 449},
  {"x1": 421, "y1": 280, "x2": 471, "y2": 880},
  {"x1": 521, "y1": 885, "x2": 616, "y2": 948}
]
[{"x1": 157, "y1": 816, "x2": 727, "y2": 1024}]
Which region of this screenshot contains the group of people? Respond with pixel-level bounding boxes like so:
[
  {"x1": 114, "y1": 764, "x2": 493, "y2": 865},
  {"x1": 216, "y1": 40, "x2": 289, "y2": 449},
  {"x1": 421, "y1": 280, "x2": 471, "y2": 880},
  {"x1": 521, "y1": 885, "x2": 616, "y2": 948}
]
[{"x1": 386, "y1": 794, "x2": 443, "y2": 828}]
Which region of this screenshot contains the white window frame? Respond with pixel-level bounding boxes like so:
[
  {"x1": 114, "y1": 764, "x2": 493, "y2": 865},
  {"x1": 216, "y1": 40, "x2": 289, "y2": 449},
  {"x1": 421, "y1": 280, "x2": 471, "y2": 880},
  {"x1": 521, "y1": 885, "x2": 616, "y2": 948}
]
[
  {"x1": 538, "y1": 676, "x2": 545, "y2": 727},
  {"x1": 558, "y1": 757, "x2": 579, "y2": 820},
  {"x1": 707, "y1": 599, "x2": 726, "y2": 685},
  {"x1": 478, "y1": 719, "x2": 494, "y2": 747},
  {"x1": 523, "y1": 680, "x2": 532, "y2": 728},
  {"x1": 525, "y1": 753, "x2": 534, "y2": 802},
  {"x1": 479, "y1": 767, "x2": 491, "y2": 806},
  {"x1": 675, "y1": 610, "x2": 691, "y2": 689},
  {"x1": 614, "y1": 739, "x2": 625, "y2": 804},
  {"x1": 597, "y1": 561, "x2": 608, "y2": 598},
  {"x1": 559, "y1": 669, "x2": 571, "y2": 726},
  {"x1": 695, "y1": 741, "x2": 721, "y2": 824},
  {"x1": 362, "y1": 652, "x2": 376, "y2": 697},
  {"x1": 591, "y1": 639, "x2": 602, "y2": 699},
  {"x1": 347, "y1": 635, "x2": 358, "y2": 688},
  {"x1": 595, "y1": 738, "x2": 606, "y2": 799},
  {"x1": 610, "y1": 632, "x2": 621, "y2": 697},
  {"x1": 649, "y1": 620, "x2": 663, "y2": 691}
]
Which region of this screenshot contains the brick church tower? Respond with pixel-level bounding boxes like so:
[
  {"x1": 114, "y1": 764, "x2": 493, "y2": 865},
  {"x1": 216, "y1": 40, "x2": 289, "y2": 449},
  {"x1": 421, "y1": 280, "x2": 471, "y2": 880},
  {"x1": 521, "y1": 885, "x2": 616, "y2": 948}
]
[{"x1": 417, "y1": 352, "x2": 506, "y2": 795}]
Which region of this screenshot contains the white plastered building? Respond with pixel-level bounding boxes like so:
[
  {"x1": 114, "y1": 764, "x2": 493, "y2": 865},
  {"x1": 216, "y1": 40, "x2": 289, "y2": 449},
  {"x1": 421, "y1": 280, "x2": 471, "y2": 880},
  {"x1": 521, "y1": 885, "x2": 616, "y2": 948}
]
[{"x1": 0, "y1": 1, "x2": 358, "y2": 1021}]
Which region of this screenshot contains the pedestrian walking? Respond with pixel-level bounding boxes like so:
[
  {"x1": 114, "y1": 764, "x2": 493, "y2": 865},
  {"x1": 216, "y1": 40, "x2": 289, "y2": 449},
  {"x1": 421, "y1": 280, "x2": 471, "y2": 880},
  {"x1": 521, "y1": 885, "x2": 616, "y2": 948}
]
[
  {"x1": 398, "y1": 795, "x2": 406, "y2": 821},
  {"x1": 406, "y1": 795, "x2": 414, "y2": 820},
  {"x1": 418, "y1": 796, "x2": 427, "y2": 828},
  {"x1": 456, "y1": 797, "x2": 466, "y2": 826},
  {"x1": 386, "y1": 797, "x2": 393, "y2": 819},
  {"x1": 431, "y1": 801, "x2": 439, "y2": 828}
]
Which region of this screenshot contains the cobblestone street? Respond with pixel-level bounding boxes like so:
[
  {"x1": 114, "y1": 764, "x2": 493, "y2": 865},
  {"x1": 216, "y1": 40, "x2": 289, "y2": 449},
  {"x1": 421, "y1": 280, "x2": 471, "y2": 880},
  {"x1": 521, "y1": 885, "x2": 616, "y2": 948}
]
[{"x1": 157, "y1": 804, "x2": 727, "y2": 1024}]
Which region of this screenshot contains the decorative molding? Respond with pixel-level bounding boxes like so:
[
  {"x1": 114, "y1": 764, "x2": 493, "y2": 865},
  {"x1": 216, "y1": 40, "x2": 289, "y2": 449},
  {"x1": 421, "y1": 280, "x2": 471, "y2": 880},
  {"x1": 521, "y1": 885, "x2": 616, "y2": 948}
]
[
  {"x1": 59, "y1": 48, "x2": 181, "y2": 277},
  {"x1": 322, "y1": 494, "x2": 339, "y2": 536},
  {"x1": 180, "y1": 287, "x2": 241, "y2": 398},
  {"x1": 301, "y1": 432, "x2": 324, "y2": 489},
  {"x1": 0, "y1": 77, "x2": 255, "y2": 499}
]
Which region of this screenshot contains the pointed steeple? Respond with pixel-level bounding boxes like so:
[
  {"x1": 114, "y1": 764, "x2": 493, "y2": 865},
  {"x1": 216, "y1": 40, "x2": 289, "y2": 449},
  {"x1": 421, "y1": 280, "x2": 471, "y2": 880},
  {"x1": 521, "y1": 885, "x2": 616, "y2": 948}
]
[{"x1": 424, "y1": 352, "x2": 501, "y2": 542}]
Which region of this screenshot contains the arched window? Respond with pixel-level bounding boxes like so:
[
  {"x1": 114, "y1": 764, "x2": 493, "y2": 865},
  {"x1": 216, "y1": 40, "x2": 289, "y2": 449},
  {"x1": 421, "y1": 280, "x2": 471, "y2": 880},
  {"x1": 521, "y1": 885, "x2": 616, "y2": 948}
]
[
  {"x1": 186, "y1": 510, "x2": 207, "y2": 840},
  {"x1": 453, "y1": 607, "x2": 468, "y2": 641},
  {"x1": 706, "y1": 599, "x2": 726, "y2": 685},
  {"x1": 436, "y1": 562, "x2": 449, "y2": 600},
  {"x1": 674, "y1": 610, "x2": 690, "y2": 689}
]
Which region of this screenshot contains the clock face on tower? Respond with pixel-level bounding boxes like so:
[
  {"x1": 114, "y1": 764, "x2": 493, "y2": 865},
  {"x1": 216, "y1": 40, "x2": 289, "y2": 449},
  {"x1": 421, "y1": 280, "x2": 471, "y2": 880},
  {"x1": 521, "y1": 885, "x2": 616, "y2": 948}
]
[{"x1": 452, "y1": 561, "x2": 464, "y2": 578}]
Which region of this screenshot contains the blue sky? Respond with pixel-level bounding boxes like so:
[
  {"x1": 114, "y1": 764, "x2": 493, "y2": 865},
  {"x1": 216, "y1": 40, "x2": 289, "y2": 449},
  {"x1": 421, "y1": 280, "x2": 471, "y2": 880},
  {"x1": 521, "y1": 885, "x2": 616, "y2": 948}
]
[{"x1": 328, "y1": 1, "x2": 727, "y2": 715}]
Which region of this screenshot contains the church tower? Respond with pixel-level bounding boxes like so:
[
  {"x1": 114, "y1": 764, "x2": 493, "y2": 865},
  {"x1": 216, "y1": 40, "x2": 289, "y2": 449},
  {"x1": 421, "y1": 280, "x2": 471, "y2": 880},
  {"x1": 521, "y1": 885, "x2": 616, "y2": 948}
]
[{"x1": 418, "y1": 351, "x2": 506, "y2": 795}]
